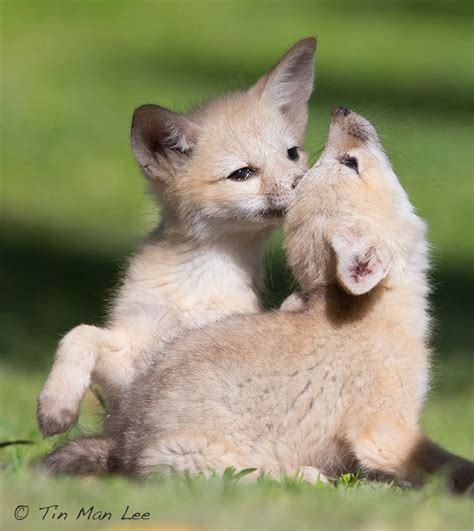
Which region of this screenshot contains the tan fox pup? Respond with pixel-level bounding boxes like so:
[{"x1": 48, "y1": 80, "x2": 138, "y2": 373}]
[
  {"x1": 37, "y1": 38, "x2": 316, "y2": 438},
  {"x1": 42, "y1": 108, "x2": 474, "y2": 494}
]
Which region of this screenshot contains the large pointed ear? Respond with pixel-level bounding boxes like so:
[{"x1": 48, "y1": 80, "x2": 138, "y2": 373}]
[
  {"x1": 131, "y1": 104, "x2": 201, "y2": 181},
  {"x1": 252, "y1": 37, "x2": 316, "y2": 133},
  {"x1": 331, "y1": 231, "x2": 392, "y2": 296}
]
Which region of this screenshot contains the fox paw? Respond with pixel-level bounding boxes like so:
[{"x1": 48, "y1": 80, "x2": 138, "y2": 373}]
[
  {"x1": 37, "y1": 396, "x2": 78, "y2": 437},
  {"x1": 296, "y1": 466, "x2": 329, "y2": 484}
]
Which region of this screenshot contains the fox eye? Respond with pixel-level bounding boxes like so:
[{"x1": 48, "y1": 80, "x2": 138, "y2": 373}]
[
  {"x1": 340, "y1": 155, "x2": 359, "y2": 173},
  {"x1": 287, "y1": 146, "x2": 299, "y2": 161},
  {"x1": 227, "y1": 167, "x2": 254, "y2": 181}
]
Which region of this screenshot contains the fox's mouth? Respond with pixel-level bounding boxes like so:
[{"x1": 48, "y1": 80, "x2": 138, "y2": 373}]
[{"x1": 260, "y1": 206, "x2": 287, "y2": 218}]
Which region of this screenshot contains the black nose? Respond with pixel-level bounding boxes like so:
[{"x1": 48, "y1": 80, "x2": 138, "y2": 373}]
[{"x1": 332, "y1": 106, "x2": 350, "y2": 117}]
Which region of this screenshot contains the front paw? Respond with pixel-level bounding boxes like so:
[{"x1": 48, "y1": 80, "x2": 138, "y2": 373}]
[
  {"x1": 297, "y1": 466, "x2": 329, "y2": 484},
  {"x1": 37, "y1": 394, "x2": 78, "y2": 438}
]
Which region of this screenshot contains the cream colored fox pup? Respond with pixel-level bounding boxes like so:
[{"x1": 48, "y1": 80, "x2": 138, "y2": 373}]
[
  {"x1": 37, "y1": 38, "x2": 316, "y2": 437},
  {"x1": 42, "y1": 109, "x2": 474, "y2": 493}
]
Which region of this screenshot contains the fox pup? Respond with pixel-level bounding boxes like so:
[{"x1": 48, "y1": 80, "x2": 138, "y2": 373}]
[
  {"x1": 41, "y1": 109, "x2": 474, "y2": 493},
  {"x1": 37, "y1": 38, "x2": 316, "y2": 437}
]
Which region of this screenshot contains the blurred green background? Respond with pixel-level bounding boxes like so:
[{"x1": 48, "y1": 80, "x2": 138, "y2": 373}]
[{"x1": 1, "y1": 1, "x2": 473, "y2": 530}]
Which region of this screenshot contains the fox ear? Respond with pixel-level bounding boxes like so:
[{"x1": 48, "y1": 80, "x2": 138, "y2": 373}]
[
  {"x1": 331, "y1": 231, "x2": 392, "y2": 296},
  {"x1": 131, "y1": 104, "x2": 201, "y2": 181},
  {"x1": 252, "y1": 37, "x2": 316, "y2": 133}
]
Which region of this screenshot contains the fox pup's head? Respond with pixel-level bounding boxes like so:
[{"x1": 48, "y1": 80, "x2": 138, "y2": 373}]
[
  {"x1": 286, "y1": 108, "x2": 428, "y2": 295},
  {"x1": 131, "y1": 38, "x2": 316, "y2": 238}
]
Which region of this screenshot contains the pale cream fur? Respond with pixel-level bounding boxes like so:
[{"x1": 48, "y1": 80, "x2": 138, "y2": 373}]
[
  {"x1": 37, "y1": 38, "x2": 317, "y2": 437},
  {"x1": 102, "y1": 109, "x2": 436, "y2": 483}
]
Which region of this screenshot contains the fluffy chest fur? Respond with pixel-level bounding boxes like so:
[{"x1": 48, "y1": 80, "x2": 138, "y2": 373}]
[{"x1": 109, "y1": 235, "x2": 264, "y2": 358}]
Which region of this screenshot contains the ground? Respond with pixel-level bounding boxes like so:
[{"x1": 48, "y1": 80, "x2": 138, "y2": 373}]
[{"x1": 1, "y1": 1, "x2": 473, "y2": 529}]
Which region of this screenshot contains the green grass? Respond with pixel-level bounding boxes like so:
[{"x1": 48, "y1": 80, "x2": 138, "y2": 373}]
[{"x1": 1, "y1": 1, "x2": 473, "y2": 529}]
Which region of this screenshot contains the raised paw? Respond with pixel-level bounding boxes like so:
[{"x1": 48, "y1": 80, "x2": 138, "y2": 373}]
[{"x1": 37, "y1": 394, "x2": 78, "y2": 437}]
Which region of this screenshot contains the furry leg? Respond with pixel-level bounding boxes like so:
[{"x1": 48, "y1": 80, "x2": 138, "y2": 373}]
[
  {"x1": 134, "y1": 432, "x2": 252, "y2": 478},
  {"x1": 37, "y1": 325, "x2": 129, "y2": 437}
]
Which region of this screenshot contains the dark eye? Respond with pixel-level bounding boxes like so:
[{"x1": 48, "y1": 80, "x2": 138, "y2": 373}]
[
  {"x1": 227, "y1": 167, "x2": 254, "y2": 181},
  {"x1": 340, "y1": 155, "x2": 359, "y2": 173},
  {"x1": 287, "y1": 146, "x2": 299, "y2": 161}
]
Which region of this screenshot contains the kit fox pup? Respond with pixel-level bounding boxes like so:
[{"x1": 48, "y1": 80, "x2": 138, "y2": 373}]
[{"x1": 37, "y1": 38, "x2": 316, "y2": 437}]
